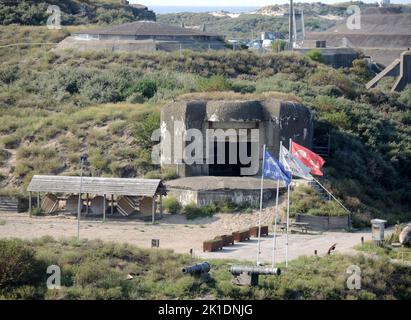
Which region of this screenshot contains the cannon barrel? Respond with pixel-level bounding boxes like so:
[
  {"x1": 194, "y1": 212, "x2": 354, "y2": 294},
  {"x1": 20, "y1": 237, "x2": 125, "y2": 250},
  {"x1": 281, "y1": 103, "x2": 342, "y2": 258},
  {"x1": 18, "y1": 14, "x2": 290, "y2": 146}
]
[
  {"x1": 230, "y1": 265, "x2": 281, "y2": 276},
  {"x1": 182, "y1": 262, "x2": 211, "y2": 274}
]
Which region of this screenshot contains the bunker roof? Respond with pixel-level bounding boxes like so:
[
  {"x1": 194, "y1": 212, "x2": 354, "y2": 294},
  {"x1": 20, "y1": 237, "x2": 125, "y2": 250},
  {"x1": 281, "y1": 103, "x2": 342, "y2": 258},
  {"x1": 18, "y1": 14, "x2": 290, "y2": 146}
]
[{"x1": 76, "y1": 21, "x2": 219, "y2": 37}]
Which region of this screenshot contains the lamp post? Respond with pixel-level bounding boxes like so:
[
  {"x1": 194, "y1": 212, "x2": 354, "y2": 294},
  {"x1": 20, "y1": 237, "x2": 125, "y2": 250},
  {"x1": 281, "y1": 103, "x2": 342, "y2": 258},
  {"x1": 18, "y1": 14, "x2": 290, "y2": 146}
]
[{"x1": 77, "y1": 154, "x2": 88, "y2": 240}]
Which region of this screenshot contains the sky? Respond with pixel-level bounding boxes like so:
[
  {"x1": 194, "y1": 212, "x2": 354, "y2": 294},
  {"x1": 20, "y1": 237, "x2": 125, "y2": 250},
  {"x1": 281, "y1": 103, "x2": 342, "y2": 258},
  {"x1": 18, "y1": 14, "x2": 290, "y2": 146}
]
[{"x1": 132, "y1": 0, "x2": 410, "y2": 6}]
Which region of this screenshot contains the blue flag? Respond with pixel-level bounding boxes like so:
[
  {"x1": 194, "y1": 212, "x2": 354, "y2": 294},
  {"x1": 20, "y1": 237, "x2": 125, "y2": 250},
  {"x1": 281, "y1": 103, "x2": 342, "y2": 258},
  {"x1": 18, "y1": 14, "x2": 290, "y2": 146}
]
[{"x1": 263, "y1": 150, "x2": 292, "y2": 186}]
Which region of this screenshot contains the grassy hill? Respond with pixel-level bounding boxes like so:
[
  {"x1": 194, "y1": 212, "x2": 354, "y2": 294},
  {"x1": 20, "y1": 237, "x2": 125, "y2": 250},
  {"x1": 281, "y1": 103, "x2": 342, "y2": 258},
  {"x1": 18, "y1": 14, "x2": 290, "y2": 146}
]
[
  {"x1": 0, "y1": 237, "x2": 410, "y2": 299},
  {"x1": 0, "y1": 25, "x2": 410, "y2": 226},
  {"x1": 0, "y1": 0, "x2": 155, "y2": 25},
  {"x1": 157, "y1": 12, "x2": 334, "y2": 39}
]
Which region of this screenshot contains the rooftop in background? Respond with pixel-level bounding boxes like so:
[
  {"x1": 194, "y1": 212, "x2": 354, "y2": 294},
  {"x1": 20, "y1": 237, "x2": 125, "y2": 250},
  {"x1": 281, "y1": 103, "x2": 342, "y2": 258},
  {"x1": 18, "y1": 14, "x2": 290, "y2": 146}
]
[{"x1": 77, "y1": 21, "x2": 220, "y2": 37}]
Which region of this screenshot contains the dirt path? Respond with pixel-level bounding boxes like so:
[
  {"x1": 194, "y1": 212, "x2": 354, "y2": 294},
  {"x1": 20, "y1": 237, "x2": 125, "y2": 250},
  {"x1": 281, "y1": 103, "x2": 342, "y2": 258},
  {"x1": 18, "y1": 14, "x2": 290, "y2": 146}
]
[{"x1": 0, "y1": 209, "x2": 385, "y2": 264}]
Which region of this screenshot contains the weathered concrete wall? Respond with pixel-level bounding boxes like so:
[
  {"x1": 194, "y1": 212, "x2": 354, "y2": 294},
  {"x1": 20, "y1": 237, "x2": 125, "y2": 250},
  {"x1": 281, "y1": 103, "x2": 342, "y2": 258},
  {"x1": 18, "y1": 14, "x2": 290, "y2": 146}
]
[
  {"x1": 296, "y1": 213, "x2": 350, "y2": 230},
  {"x1": 56, "y1": 38, "x2": 225, "y2": 53},
  {"x1": 197, "y1": 189, "x2": 274, "y2": 207},
  {"x1": 294, "y1": 48, "x2": 358, "y2": 68},
  {"x1": 167, "y1": 188, "x2": 275, "y2": 207},
  {"x1": 55, "y1": 37, "x2": 156, "y2": 53},
  {"x1": 393, "y1": 51, "x2": 411, "y2": 91},
  {"x1": 367, "y1": 51, "x2": 411, "y2": 92},
  {"x1": 160, "y1": 98, "x2": 313, "y2": 177},
  {"x1": 166, "y1": 188, "x2": 198, "y2": 206}
]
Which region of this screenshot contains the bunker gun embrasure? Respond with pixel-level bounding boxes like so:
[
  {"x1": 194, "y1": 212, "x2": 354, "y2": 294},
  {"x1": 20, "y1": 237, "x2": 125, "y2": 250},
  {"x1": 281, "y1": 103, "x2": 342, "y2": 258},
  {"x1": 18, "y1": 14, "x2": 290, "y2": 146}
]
[
  {"x1": 182, "y1": 262, "x2": 211, "y2": 275},
  {"x1": 230, "y1": 265, "x2": 281, "y2": 286}
]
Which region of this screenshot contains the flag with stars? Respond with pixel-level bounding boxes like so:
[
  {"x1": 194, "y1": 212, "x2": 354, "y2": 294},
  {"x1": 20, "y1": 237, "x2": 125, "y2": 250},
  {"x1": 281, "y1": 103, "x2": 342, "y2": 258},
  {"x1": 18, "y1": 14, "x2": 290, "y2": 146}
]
[{"x1": 263, "y1": 150, "x2": 292, "y2": 186}]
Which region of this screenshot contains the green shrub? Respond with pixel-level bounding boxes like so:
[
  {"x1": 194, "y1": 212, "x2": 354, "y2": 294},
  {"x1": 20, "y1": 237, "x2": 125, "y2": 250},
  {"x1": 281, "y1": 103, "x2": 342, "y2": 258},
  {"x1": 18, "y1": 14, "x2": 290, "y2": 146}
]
[
  {"x1": 201, "y1": 203, "x2": 218, "y2": 216},
  {"x1": 125, "y1": 79, "x2": 158, "y2": 99},
  {"x1": 231, "y1": 82, "x2": 256, "y2": 94},
  {"x1": 163, "y1": 196, "x2": 181, "y2": 215},
  {"x1": 182, "y1": 202, "x2": 215, "y2": 220},
  {"x1": 0, "y1": 239, "x2": 44, "y2": 290},
  {"x1": 144, "y1": 170, "x2": 162, "y2": 179},
  {"x1": 288, "y1": 185, "x2": 347, "y2": 217},
  {"x1": 271, "y1": 39, "x2": 286, "y2": 52},
  {"x1": 220, "y1": 200, "x2": 236, "y2": 213},
  {"x1": 31, "y1": 207, "x2": 44, "y2": 216},
  {"x1": 161, "y1": 167, "x2": 178, "y2": 180},
  {"x1": 74, "y1": 260, "x2": 116, "y2": 287},
  {"x1": 134, "y1": 111, "x2": 160, "y2": 151},
  {"x1": 126, "y1": 92, "x2": 146, "y2": 104},
  {"x1": 0, "y1": 134, "x2": 20, "y2": 149},
  {"x1": 198, "y1": 75, "x2": 232, "y2": 92},
  {"x1": 306, "y1": 49, "x2": 325, "y2": 63}
]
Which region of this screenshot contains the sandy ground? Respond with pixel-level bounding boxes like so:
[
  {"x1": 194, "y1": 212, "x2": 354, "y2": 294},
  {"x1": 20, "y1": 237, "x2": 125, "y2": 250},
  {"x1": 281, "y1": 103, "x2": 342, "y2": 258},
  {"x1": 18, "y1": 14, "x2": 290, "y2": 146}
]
[{"x1": 0, "y1": 208, "x2": 383, "y2": 264}]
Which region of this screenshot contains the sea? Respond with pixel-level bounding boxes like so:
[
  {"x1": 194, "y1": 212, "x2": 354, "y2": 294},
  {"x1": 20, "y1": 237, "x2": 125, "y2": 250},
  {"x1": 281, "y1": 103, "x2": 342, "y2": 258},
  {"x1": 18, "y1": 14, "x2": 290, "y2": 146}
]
[{"x1": 147, "y1": 6, "x2": 260, "y2": 14}]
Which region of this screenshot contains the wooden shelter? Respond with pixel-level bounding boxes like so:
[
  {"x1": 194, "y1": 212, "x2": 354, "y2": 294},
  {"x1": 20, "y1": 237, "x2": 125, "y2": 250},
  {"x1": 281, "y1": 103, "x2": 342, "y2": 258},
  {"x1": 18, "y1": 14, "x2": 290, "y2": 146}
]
[{"x1": 27, "y1": 175, "x2": 166, "y2": 222}]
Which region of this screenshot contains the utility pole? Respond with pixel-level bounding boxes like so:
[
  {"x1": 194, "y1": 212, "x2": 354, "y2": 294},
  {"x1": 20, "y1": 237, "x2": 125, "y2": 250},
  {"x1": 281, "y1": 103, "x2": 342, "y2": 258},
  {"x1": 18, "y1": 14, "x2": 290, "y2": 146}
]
[{"x1": 289, "y1": 0, "x2": 294, "y2": 50}]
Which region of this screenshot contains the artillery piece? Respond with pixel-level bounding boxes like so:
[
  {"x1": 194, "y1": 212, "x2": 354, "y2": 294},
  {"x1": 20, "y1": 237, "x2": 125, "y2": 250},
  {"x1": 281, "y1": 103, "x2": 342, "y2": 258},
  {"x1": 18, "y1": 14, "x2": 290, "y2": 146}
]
[
  {"x1": 181, "y1": 262, "x2": 211, "y2": 276},
  {"x1": 230, "y1": 265, "x2": 281, "y2": 286}
]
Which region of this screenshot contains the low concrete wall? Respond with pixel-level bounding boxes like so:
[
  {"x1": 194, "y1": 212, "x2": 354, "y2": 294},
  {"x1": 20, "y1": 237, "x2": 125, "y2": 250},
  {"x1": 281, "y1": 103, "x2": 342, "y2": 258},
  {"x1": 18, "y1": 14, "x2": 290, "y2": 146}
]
[
  {"x1": 167, "y1": 188, "x2": 198, "y2": 206},
  {"x1": 167, "y1": 187, "x2": 276, "y2": 207},
  {"x1": 55, "y1": 37, "x2": 157, "y2": 53},
  {"x1": 296, "y1": 213, "x2": 349, "y2": 230},
  {"x1": 196, "y1": 189, "x2": 274, "y2": 207}
]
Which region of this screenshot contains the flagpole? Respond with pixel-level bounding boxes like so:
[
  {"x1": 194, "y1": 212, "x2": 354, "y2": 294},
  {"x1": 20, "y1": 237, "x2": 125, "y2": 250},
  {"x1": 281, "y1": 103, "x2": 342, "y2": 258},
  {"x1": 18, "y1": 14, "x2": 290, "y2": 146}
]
[
  {"x1": 272, "y1": 179, "x2": 280, "y2": 268},
  {"x1": 285, "y1": 138, "x2": 293, "y2": 268},
  {"x1": 256, "y1": 144, "x2": 266, "y2": 266},
  {"x1": 272, "y1": 140, "x2": 283, "y2": 268}
]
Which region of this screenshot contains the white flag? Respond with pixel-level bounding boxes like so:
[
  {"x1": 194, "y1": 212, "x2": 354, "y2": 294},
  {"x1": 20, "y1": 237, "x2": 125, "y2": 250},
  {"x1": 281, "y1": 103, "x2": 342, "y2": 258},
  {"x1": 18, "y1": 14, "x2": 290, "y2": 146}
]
[{"x1": 279, "y1": 145, "x2": 313, "y2": 181}]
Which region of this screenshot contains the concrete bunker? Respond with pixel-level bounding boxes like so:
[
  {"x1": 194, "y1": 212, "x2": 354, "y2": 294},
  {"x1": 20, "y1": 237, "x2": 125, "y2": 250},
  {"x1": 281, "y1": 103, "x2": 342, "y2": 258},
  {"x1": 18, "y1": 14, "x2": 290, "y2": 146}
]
[
  {"x1": 160, "y1": 98, "x2": 313, "y2": 177},
  {"x1": 160, "y1": 97, "x2": 314, "y2": 206}
]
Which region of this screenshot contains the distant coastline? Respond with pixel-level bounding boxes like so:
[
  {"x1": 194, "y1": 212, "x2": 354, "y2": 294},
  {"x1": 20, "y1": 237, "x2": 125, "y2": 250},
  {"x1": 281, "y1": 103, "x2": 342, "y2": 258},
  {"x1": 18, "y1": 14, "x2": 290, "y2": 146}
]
[{"x1": 148, "y1": 6, "x2": 259, "y2": 14}]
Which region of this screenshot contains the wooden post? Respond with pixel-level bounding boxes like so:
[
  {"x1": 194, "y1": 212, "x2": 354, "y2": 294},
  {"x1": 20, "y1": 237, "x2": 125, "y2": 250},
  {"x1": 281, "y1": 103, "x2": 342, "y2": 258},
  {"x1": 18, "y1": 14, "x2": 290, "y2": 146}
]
[
  {"x1": 29, "y1": 191, "x2": 32, "y2": 217},
  {"x1": 152, "y1": 196, "x2": 156, "y2": 224},
  {"x1": 160, "y1": 194, "x2": 163, "y2": 216},
  {"x1": 37, "y1": 192, "x2": 40, "y2": 208},
  {"x1": 86, "y1": 193, "x2": 89, "y2": 215},
  {"x1": 103, "y1": 194, "x2": 106, "y2": 222},
  {"x1": 111, "y1": 195, "x2": 114, "y2": 216}
]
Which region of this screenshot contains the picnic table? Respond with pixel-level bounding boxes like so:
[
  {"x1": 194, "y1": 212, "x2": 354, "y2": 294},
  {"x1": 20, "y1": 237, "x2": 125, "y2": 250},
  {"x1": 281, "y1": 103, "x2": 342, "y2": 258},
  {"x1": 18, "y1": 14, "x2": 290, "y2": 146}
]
[{"x1": 280, "y1": 222, "x2": 310, "y2": 234}]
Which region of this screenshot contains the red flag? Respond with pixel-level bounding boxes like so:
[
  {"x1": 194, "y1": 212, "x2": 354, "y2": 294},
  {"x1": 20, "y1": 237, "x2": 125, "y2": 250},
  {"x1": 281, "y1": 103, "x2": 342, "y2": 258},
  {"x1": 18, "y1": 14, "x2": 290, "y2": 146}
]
[{"x1": 291, "y1": 141, "x2": 325, "y2": 176}]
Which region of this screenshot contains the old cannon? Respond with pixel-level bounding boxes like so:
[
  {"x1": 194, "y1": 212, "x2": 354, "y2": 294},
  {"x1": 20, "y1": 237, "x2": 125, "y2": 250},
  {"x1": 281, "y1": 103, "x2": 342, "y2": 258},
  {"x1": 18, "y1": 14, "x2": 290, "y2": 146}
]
[
  {"x1": 182, "y1": 262, "x2": 211, "y2": 275},
  {"x1": 230, "y1": 265, "x2": 281, "y2": 286}
]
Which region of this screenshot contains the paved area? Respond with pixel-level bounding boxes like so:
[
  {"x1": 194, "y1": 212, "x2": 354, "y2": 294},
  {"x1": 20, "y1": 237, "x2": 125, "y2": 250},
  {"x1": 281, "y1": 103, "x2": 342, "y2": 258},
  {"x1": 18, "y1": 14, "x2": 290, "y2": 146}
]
[
  {"x1": 199, "y1": 230, "x2": 371, "y2": 264},
  {"x1": 0, "y1": 211, "x2": 382, "y2": 264}
]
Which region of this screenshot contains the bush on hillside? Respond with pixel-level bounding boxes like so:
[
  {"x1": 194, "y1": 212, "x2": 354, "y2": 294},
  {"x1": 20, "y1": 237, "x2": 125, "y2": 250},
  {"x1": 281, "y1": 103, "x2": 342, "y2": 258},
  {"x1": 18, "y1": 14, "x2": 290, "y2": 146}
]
[
  {"x1": 134, "y1": 111, "x2": 160, "y2": 151},
  {"x1": 0, "y1": 239, "x2": 44, "y2": 290},
  {"x1": 288, "y1": 185, "x2": 346, "y2": 217},
  {"x1": 198, "y1": 75, "x2": 232, "y2": 92},
  {"x1": 125, "y1": 79, "x2": 158, "y2": 99}
]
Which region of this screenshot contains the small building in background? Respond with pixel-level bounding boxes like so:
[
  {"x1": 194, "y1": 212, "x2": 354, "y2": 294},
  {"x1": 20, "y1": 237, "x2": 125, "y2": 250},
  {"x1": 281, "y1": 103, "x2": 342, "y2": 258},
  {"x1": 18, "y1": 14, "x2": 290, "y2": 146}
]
[{"x1": 55, "y1": 21, "x2": 226, "y2": 53}]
